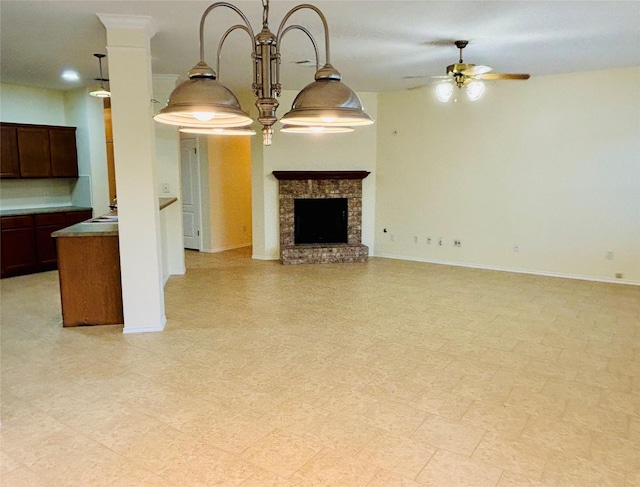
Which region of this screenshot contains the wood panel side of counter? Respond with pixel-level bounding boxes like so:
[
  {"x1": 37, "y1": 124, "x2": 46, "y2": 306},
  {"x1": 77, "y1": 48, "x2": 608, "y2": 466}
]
[{"x1": 56, "y1": 235, "x2": 123, "y2": 326}]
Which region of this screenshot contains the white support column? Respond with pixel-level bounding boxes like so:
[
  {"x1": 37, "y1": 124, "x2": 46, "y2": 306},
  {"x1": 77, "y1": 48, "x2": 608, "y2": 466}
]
[{"x1": 98, "y1": 14, "x2": 165, "y2": 333}]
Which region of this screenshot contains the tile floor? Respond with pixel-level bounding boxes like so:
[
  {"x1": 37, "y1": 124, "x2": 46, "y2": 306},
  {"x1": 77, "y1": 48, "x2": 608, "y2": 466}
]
[{"x1": 1, "y1": 248, "x2": 639, "y2": 486}]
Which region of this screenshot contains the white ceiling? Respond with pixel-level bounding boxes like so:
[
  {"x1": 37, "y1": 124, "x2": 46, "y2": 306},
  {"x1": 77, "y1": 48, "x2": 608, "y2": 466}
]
[{"x1": 1, "y1": 1, "x2": 639, "y2": 94}]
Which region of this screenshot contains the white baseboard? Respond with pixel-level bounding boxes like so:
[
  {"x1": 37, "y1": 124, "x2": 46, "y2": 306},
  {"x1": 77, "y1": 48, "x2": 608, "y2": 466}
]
[
  {"x1": 122, "y1": 315, "x2": 166, "y2": 334},
  {"x1": 373, "y1": 252, "x2": 640, "y2": 286},
  {"x1": 201, "y1": 243, "x2": 252, "y2": 253},
  {"x1": 252, "y1": 254, "x2": 279, "y2": 261}
]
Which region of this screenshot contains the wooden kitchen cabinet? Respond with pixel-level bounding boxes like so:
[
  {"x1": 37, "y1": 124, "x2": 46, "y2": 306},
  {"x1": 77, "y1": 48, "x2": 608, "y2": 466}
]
[
  {"x1": 1, "y1": 209, "x2": 93, "y2": 278},
  {"x1": 17, "y1": 126, "x2": 51, "y2": 177},
  {"x1": 0, "y1": 122, "x2": 78, "y2": 179},
  {"x1": 1, "y1": 125, "x2": 20, "y2": 178},
  {"x1": 0, "y1": 216, "x2": 37, "y2": 278},
  {"x1": 56, "y1": 235, "x2": 123, "y2": 326},
  {"x1": 49, "y1": 127, "x2": 78, "y2": 177},
  {"x1": 35, "y1": 213, "x2": 67, "y2": 269}
]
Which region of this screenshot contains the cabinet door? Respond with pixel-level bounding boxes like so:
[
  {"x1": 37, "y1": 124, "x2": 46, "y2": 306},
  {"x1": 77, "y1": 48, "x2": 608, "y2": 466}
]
[
  {"x1": 50, "y1": 127, "x2": 78, "y2": 177},
  {"x1": 1, "y1": 125, "x2": 20, "y2": 178},
  {"x1": 0, "y1": 216, "x2": 37, "y2": 278},
  {"x1": 65, "y1": 210, "x2": 93, "y2": 226},
  {"x1": 35, "y1": 213, "x2": 66, "y2": 269},
  {"x1": 17, "y1": 126, "x2": 51, "y2": 177}
]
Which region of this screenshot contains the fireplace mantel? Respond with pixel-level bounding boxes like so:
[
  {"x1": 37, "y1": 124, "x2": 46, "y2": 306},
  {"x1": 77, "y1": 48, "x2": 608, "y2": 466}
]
[{"x1": 273, "y1": 171, "x2": 370, "y2": 181}]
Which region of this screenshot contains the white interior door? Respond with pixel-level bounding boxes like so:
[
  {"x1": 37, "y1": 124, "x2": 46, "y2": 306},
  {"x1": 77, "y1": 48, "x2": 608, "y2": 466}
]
[{"x1": 180, "y1": 138, "x2": 202, "y2": 250}]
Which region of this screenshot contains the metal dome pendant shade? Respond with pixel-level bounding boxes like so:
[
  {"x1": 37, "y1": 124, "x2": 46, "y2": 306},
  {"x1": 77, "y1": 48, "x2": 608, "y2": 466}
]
[
  {"x1": 153, "y1": 61, "x2": 252, "y2": 128},
  {"x1": 153, "y1": 0, "x2": 373, "y2": 146},
  {"x1": 280, "y1": 64, "x2": 374, "y2": 127}
]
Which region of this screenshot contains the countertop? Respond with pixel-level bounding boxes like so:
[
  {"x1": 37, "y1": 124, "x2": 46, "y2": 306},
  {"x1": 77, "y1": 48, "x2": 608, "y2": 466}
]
[
  {"x1": 52, "y1": 197, "x2": 178, "y2": 238},
  {"x1": 0, "y1": 205, "x2": 93, "y2": 218}
]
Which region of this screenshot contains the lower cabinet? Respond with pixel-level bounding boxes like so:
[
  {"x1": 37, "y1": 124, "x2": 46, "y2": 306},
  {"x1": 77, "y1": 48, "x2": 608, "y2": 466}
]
[
  {"x1": 1, "y1": 209, "x2": 93, "y2": 278},
  {"x1": 0, "y1": 216, "x2": 38, "y2": 277}
]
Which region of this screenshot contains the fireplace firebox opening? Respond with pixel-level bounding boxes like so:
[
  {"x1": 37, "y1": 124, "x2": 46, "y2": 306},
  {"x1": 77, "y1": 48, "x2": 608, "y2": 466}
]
[{"x1": 294, "y1": 198, "x2": 348, "y2": 244}]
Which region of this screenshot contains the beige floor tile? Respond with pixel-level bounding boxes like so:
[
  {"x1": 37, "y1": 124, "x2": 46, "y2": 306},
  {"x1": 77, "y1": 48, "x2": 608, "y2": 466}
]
[
  {"x1": 359, "y1": 399, "x2": 429, "y2": 437},
  {"x1": 562, "y1": 401, "x2": 630, "y2": 437},
  {"x1": 366, "y1": 468, "x2": 423, "y2": 487},
  {"x1": 542, "y1": 450, "x2": 626, "y2": 486},
  {"x1": 0, "y1": 466, "x2": 51, "y2": 487},
  {"x1": 541, "y1": 378, "x2": 603, "y2": 406},
  {"x1": 462, "y1": 399, "x2": 530, "y2": 438},
  {"x1": 241, "y1": 428, "x2": 323, "y2": 478},
  {"x1": 472, "y1": 430, "x2": 551, "y2": 479},
  {"x1": 292, "y1": 447, "x2": 379, "y2": 486},
  {"x1": 412, "y1": 414, "x2": 487, "y2": 456},
  {"x1": 304, "y1": 413, "x2": 384, "y2": 455},
  {"x1": 496, "y1": 470, "x2": 553, "y2": 486},
  {"x1": 1, "y1": 249, "x2": 638, "y2": 486},
  {"x1": 520, "y1": 415, "x2": 592, "y2": 457},
  {"x1": 410, "y1": 386, "x2": 475, "y2": 421},
  {"x1": 589, "y1": 432, "x2": 640, "y2": 474},
  {"x1": 356, "y1": 430, "x2": 436, "y2": 479},
  {"x1": 159, "y1": 447, "x2": 259, "y2": 486},
  {"x1": 416, "y1": 449, "x2": 503, "y2": 487},
  {"x1": 504, "y1": 386, "x2": 566, "y2": 419}
]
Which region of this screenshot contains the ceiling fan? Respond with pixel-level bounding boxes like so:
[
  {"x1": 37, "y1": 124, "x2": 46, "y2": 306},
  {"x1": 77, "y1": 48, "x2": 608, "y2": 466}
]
[{"x1": 407, "y1": 40, "x2": 530, "y2": 101}]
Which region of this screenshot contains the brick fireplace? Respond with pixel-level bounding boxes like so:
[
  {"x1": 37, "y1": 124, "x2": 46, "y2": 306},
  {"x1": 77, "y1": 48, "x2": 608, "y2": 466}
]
[{"x1": 274, "y1": 171, "x2": 370, "y2": 265}]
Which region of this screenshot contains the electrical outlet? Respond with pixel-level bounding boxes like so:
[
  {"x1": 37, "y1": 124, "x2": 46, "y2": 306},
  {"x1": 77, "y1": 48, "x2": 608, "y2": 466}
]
[
  {"x1": 606, "y1": 250, "x2": 614, "y2": 260},
  {"x1": 426, "y1": 237, "x2": 432, "y2": 244},
  {"x1": 454, "y1": 240, "x2": 461, "y2": 247},
  {"x1": 162, "y1": 183, "x2": 170, "y2": 193},
  {"x1": 438, "y1": 237, "x2": 444, "y2": 246}
]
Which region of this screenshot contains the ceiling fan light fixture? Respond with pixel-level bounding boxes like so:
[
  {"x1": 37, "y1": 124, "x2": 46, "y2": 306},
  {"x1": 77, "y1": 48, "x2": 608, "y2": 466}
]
[
  {"x1": 466, "y1": 80, "x2": 485, "y2": 101},
  {"x1": 435, "y1": 83, "x2": 454, "y2": 102}
]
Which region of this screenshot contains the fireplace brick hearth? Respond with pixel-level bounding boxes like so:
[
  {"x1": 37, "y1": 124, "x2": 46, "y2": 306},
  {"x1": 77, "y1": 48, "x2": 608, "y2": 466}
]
[{"x1": 274, "y1": 171, "x2": 370, "y2": 265}]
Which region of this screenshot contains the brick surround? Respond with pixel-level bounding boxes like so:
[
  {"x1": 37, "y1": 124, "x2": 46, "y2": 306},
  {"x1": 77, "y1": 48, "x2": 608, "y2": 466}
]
[{"x1": 274, "y1": 171, "x2": 370, "y2": 265}]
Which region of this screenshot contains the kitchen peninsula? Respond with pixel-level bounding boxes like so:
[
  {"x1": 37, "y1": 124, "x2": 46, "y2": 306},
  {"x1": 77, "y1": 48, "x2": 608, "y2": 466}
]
[{"x1": 53, "y1": 197, "x2": 177, "y2": 327}]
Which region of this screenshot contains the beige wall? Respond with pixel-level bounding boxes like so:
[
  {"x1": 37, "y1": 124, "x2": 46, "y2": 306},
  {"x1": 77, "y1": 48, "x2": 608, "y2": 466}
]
[
  {"x1": 375, "y1": 67, "x2": 640, "y2": 283},
  {"x1": 205, "y1": 135, "x2": 253, "y2": 252}
]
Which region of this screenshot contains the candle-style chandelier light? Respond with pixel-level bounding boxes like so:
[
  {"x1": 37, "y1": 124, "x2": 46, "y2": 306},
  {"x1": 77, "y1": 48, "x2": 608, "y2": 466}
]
[{"x1": 154, "y1": 0, "x2": 374, "y2": 145}]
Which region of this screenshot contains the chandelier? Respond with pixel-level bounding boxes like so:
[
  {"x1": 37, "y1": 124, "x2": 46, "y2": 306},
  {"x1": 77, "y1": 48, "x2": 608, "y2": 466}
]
[{"x1": 153, "y1": 0, "x2": 374, "y2": 145}]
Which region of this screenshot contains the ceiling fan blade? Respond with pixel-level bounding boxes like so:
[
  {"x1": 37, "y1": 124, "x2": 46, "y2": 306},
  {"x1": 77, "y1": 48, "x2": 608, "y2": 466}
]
[
  {"x1": 403, "y1": 75, "x2": 450, "y2": 80},
  {"x1": 474, "y1": 73, "x2": 530, "y2": 80},
  {"x1": 461, "y1": 65, "x2": 492, "y2": 76}
]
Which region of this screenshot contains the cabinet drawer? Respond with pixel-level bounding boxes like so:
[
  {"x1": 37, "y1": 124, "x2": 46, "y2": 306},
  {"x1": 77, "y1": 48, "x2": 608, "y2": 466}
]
[
  {"x1": 0, "y1": 215, "x2": 34, "y2": 229},
  {"x1": 35, "y1": 213, "x2": 66, "y2": 226}
]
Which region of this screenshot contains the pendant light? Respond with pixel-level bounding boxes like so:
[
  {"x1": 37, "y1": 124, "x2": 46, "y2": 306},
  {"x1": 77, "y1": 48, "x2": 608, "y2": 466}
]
[
  {"x1": 153, "y1": 0, "x2": 373, "y2": 145},
  {"x1": 89, "y1": 53, "x2": 111, "y2": 98}
]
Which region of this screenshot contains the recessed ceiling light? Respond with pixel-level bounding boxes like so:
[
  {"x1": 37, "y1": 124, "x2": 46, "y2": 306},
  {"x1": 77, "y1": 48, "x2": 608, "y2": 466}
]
[{"x1": 61, "y1": 70, "x2": 79, "y2": 82}]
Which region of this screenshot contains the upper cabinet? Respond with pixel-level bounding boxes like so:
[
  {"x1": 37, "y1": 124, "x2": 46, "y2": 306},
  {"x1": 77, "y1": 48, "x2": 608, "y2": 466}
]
[
  {"x1": 49, "y1": 127, "x2": 78, "y2": 177},
  {"x1": 0, "y1": 122, "x2": 78, "y2": 179},
  {"x1": 0, "y1": 125, "x2": 20, "y2": 178}
]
